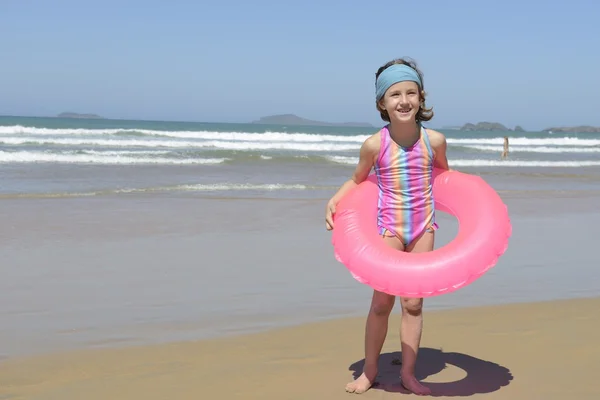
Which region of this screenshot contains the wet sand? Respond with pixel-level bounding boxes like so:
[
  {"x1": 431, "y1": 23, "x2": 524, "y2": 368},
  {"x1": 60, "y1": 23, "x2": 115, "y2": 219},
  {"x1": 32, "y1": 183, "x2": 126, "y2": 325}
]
[
  {"x1": 1, "y1": 187, "x2": 600, "y2": 359},
  {"x1": 1, "y1": 296, "x2": 599, "y2": 399}
]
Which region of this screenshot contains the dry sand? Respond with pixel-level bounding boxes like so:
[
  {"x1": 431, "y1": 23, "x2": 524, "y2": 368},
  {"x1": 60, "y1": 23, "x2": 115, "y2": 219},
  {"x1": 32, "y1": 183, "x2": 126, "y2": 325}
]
[{"x1": 1, "y1": 296, "x2": 599, "y2": 400}]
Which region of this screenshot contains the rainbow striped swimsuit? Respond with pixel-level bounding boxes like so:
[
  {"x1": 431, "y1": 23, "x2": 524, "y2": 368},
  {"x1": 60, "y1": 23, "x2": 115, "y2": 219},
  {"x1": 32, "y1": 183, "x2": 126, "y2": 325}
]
[{"x1": 374, "y1": 124, "x2": 437, "y2": 246}]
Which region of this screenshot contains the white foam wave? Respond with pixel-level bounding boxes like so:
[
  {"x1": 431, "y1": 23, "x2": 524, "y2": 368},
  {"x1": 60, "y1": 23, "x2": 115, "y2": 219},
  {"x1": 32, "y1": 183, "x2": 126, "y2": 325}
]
[
  {"x1": 0, "y1": 183, "x2": 316, "y2": 198},
  {"x1": 326, "y1": 156, "x2": 600, "y2": 168},
  {"x1": 0, "y1": 125, "x2": 369, "y2": 143},
  {"x1": 3, "y1": 125, "x2": 598, "y2": 146},
  {"x1": 83, "y1": 149, "x2": 172, "y2": 156},
  {"x1": 451, "y1": 160, "x2": 600, "y2": 167},
  {"x1": 0, "y1": 137, "x2": 359, "y2": 151},
  {"x1": 464, "y1": 145, "x2": 600, "y2": 153},
  {"x1": 327, "y1": 156, "x2": 359, "y2": 164},
  {"x1": 175, "y1": 183, "x2": 308, "y2": 191},
  {"x1": 0, "y1": 151, "x2": 226, "y2": 165},
  {"x1": 448, "y1": 137, "x2": 600, "y2": 146}
]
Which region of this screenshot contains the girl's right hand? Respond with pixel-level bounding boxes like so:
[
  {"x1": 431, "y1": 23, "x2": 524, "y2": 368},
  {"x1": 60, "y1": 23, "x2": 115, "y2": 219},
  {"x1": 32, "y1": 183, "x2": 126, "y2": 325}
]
[{"x1": 325, "y1": 200, "x2": 336, "y2": 230}]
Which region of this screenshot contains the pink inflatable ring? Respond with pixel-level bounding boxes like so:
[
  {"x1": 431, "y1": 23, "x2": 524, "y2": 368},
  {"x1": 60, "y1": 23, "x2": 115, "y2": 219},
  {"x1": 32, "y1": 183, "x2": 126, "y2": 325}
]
[{"x1": 331, "y1": 168, "x2": 511, "y2": 298}]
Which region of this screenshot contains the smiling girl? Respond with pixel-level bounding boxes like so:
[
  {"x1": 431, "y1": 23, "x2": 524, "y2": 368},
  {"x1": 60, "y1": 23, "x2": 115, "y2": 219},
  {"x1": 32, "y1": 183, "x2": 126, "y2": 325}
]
[{"x1": 325, "y1": 58, "x2": 450, "y2": 395}]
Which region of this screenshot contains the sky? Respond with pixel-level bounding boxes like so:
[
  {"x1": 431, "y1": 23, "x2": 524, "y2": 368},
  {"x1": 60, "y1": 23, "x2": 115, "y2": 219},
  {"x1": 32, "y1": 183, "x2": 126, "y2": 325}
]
[{"x1": 1, "y1": 0, "x2": 599, "y2": 131}]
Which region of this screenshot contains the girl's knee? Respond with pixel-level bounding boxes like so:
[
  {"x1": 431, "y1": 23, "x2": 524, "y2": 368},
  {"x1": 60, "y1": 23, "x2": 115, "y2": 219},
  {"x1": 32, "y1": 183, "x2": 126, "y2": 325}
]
[
  {"x1": 370, "y1": 292, "x2": 395, "y2": 316},
  {"x1": 401, "y1": 297, "x2": 423, "y2": 315},
  {"x1": 371, "y1": 302, "x2": 394, "y2": 316}
]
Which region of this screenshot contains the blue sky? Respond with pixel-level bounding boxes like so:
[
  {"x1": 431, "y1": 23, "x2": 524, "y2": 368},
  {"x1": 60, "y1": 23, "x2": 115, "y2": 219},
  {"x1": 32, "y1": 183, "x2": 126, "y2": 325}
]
[{"x1": 1, "y1": 0, "x2": 599, "y2": 130}]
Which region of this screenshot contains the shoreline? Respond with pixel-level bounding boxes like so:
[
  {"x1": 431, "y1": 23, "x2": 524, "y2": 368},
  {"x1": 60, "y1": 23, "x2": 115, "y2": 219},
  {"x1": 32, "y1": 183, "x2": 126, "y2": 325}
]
[
  {"x1": 2, "y1": 294, "x2": 597, "y2": 359},
  {"x1": 2, "y1": 296, "x2": 599, "y2": 399}
]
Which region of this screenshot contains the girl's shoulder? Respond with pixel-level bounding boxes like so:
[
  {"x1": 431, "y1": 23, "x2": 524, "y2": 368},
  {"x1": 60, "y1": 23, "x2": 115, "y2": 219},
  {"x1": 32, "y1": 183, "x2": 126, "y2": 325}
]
[
  {"x1": 423, "y1": 127, "x2": 447, "y2": 149},
  {"x1": 362, "y1": 129, "x2": 382, "y2": 155},
  {"x1": 358, "y1": 128, "x2": 384, "y2": 166}
]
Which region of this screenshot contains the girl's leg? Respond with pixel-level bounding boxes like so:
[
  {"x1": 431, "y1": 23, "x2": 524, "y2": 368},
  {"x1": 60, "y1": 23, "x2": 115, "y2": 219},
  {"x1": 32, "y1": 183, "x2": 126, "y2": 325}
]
[
  {"x1": 399, "y1": 229, "x2": 435, "y2": 396},
  {"x1": 345, "y1": 290, "x2": 395, "y2": 393},
  {"x1": 345, "y1": 233, "x2": 404, "y2": 394}
]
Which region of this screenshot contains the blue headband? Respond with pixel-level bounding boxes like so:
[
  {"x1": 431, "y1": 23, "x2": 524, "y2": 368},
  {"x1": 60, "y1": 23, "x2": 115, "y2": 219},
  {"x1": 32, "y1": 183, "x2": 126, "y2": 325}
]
[{"x1": 375, "y1": 64, "x2": 422, "y2": 101}]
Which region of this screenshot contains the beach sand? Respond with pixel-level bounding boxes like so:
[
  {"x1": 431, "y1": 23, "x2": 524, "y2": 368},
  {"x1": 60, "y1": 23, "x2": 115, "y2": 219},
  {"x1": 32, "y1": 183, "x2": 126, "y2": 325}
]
[
  {"x1": 2, "y1": 175, "x2": 600, "y2": 399},
  {"x1": 1, "y1": 297, "x2": 599, "y2": 399}
]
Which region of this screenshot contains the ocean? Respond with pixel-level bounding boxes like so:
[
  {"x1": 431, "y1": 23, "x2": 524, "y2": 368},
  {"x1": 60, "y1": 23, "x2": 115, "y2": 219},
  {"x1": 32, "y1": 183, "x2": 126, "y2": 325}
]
[{"x1": 1, "y1": 115, "x2": 599, "y2": 198}]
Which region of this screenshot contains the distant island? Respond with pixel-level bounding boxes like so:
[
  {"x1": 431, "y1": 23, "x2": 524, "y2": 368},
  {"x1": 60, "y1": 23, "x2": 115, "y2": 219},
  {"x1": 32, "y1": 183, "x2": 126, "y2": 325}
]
[
  {"x1": 542, "y1": 125, "x2": 600, "y2": 133},
  {"x1": 458, "y1": 122, "x2": 600, "y2": 133},
  {"x1": 251, "y1": 114, "x2": 374, "y2": 128},
  {"x1": 459, "y1": 122, "x2": 525, "y2": 132},
  {"x1": 57, "y1": 112, "x2": 104, "y2": 119}
]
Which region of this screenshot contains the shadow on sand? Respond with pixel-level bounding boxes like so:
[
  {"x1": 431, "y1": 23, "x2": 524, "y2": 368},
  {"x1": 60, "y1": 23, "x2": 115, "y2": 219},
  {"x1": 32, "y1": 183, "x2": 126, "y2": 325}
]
[{"x1": 349, "y1": 348, "x2": 513, "y2": 397}]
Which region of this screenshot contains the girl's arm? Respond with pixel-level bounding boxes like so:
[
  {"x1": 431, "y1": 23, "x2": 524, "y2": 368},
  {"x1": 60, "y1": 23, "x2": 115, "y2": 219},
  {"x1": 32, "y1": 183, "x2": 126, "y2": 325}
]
[
  {"x1": 325, "y1": 134, "x2": 379, "y2": 230},
  {"x1": 427, "y1": 129, "x2": 452, "y2": 171}
]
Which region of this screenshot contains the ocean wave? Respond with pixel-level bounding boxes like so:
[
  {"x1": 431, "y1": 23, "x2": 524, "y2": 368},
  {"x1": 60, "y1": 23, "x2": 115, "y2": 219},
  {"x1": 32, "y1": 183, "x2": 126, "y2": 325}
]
[
  {"x1": 0, "y1": 137, "x2": 360, "y2": 151},
  {"x1": 326, "y1": 156, "x2": 600, "y2": 167},
  {"x1": 4, "y1": 136, "x2": 599, "y2": 154},
  {"x1": 0, "y1": 125, "x2": 369, "y2": 143},
  {"x1": 2, "y1": 148, "x2": 599, "y2": 168},
  {"x1": 173, "y1": 183, "x2": 310, "y2": 191},
  {"x1": 2, "y1": 125, "x2": 599, "y2": 146},
  {"x1": 0, "y1": 151, "x2": 226, "y2": 165},
  {"x1": 0, "y1": 182, "x2": 322, "y2": 199},
  {"x1": 447, "y1": 137, "x2": 600, "y2": 146},
  {"x1": 463, "y1": 145, "x2": 600, "y2": 153}
]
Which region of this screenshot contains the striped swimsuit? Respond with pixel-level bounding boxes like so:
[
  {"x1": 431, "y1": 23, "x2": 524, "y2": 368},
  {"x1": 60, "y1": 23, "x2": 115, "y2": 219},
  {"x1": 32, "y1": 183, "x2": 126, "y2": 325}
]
[{"x1": 374, "y1": 124, "x2": 437, "y2": 246}]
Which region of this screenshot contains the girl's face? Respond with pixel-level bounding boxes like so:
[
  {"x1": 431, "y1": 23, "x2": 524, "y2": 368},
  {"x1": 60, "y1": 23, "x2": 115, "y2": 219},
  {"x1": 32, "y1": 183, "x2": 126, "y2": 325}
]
[{"x1": 379, "y1": 81, "x2": 421, "y2": 124}]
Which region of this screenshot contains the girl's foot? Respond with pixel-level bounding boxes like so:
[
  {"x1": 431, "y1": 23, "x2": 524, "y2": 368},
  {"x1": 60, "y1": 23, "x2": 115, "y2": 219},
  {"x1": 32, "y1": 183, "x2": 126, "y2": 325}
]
[
  {"x1": 400, "y1": 373, "x2": 431, "y2": 396},
  {"x1": 345, "y1": 367, "x2": 377, "y2": 394}
]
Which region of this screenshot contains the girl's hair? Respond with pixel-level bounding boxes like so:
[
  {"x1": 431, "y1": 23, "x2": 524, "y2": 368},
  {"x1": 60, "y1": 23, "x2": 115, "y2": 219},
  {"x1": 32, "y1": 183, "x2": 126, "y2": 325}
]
[{"x1": 375, "y1": 58, "x2": 434, "y2": 123}]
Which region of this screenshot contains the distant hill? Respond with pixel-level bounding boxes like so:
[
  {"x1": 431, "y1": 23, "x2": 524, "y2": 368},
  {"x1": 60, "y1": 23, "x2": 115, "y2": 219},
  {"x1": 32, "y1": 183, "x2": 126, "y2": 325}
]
[
  {"x1": 460, "y1": 122, "x2": 509, "y2": 131},
  {"x1": 542, "y1": 125, "x2": 600, "y2": 133},
  {"x1": 57, "y1": 112, "x2": 104, "y2": 119},
  {"x1": 251, "y1": 114, "x2": 374, "y2": 128},
  {"x1": 459, "y1": 122, "x2": 525, "y2": 132}
]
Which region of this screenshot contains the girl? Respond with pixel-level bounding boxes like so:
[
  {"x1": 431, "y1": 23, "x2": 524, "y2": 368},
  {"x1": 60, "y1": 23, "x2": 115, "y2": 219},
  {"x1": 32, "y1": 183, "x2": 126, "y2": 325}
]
[{"x1": 325, "y1": 58, "x2": 450, "y2": 395}]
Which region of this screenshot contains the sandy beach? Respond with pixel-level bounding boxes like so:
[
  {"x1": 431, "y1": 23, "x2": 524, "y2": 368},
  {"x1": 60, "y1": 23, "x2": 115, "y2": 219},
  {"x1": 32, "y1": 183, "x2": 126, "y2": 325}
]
[
  {"x1": 1, "y1": 184, "x2": 600, "y2": 398},
  {"x1": 1, "y1": 297, "x2": 599, "y2": 399},
  {"x1": 1, "y1": 137, "x2": 600, "y2": 398}
]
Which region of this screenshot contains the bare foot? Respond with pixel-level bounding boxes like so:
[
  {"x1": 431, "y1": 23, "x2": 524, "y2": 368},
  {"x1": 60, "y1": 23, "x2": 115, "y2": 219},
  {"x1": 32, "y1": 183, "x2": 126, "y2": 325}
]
[
  {"x1": 400, "y1": 373, "x2": 431, "y2": 396},
  {"x1": 345, "y1": 367, "x2": 377, "y2": 394}
]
